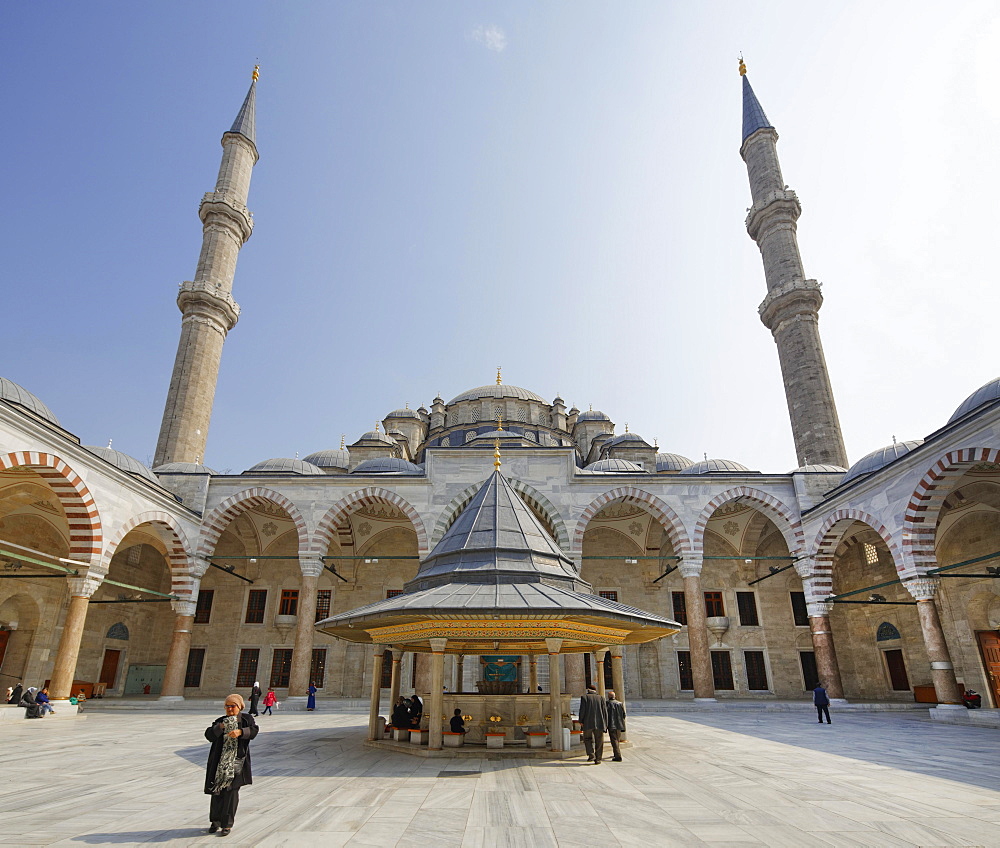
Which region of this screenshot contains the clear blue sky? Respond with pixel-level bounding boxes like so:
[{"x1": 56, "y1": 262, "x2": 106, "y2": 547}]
[{"x1": 3, "y1": 2, "x2": 998, "y2": 473}]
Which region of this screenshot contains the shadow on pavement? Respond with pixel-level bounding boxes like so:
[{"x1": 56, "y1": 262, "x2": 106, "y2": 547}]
[{"x1": 71, "y1": 828, "x2": 206, "y2": 844}]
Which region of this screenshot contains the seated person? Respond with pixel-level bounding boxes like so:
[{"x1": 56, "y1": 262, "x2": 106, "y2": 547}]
[
  {"x1": 35, "y1": 687, "x2": 55, "y2": 715},
  {"x1": 390, "y1": 697, "x2": 410, "y2": 730},
  {"x1": 449, "y1": 708, "x2": 467, "y2": 734},
  {"x1": 408, "y1": 695, "x2": 424, "y2": 728}
]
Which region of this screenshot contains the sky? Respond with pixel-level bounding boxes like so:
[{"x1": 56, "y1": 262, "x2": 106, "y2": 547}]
[{"x1": 2, "y1": 2, "x2": 998, "y2": 475}]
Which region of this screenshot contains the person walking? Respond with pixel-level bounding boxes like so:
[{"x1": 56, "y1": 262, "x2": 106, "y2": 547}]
[
  {"x1": 306, "y1": 682, "x2": 318, "y2": 711},
  {"x1": 261, "y1": 688, "x2": 277, "y2": 716},
  {"x1": 248, "y1": 682, "x2": 261, "y2": 717},
  {"x1": 204, "y1": 693, "x2": 259, "y2": 836},
  {"x1": 814, "y1": 682, "x2": 831, "y2": 724},
  {"x1": 578, "y1": 684, "x2": 608, "y2": 764},
  {"x1": 606, "y1": 690, "x2": 626, "y2": 761}
]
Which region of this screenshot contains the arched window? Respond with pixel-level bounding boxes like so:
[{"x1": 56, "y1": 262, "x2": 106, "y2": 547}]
[
  {"x1": 106, "y1": 622, "x2": 129, "y2": 641},
  {"x1": 876, "y1": 621, "x2": 901, "y2": 642}
]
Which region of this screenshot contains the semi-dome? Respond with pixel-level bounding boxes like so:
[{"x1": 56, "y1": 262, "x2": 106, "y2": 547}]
[
  {"x1": 448, "y1": 384, "x2": 546, "y2": 405},
  {"x1": 0, "y1": 376, "x2": 60, "y2": 426},
  {"x1": 302, "y1": 449, "x2": 350, "y2": 470},
  {"x1": 85, "y1": 446, "x2": 158, "y2": 483},
  {"x1": 576, "y1": 409, "x2": 611, "y2": 422},
  {"x1": 351, "y1": 457, "x2": 423, "y2": 474},
  {"x1": 584, "y1": 458, "x2": 647, "y2": 473},
  {"x1": 245, "y1": 457, "x2": 323, "y2": 475},
  {"x1": 790, "y1": 464, "x2": 847, "y2": 474},
  {"x1": 841, "y1": 441, "x2": 923, "y2": 485},
  {"x1": 679, "y1": 458, "x2": 752, "y2": 475},
  {"x1": 656, "y1": 453, "x2": 694, "y2": 473},
  {"x1": 385, "y1": 407, "x2": 421, "y2": 420},
  {"x1": 153, "y1": 462, "x2": 218, "y2": 475},
  {"x1": 949, "y1": 377, "x2": 1000, "y2": 424}
]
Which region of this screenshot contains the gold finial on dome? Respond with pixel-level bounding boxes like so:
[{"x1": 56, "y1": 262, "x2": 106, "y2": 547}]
[
  {"x1": 738, "y1": 54, "x2": 746, "y2": 76},
  {"x1": 340, "y1": 434, "x2": 345, "y2": 449},
  {"x1": 494, "y1": 437, "x2": 502, "y2": 470},
  {"x1": 624, "y1": 422, "x2": 629, "y2": 433},
  {"x1": 589, "y1": 403, "x2": 593, "y2": 411},
  {"x1": 496, "y1": 412, "x2": 504, "y2": 431},
  {"x1": 496, "y1": 366, "x2": 502, "y2": 385},
  {"x1": 252, "y1": 64, "x2": 260, "y2": 82},
  {"x1": 375, "y1": 421, "x2": 381, "y2": 433}
]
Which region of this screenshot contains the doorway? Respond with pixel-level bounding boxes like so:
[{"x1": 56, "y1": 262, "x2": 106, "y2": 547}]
[
  {"x1": 0, "y1": 630, "x2": 8, "y2": 670},
  {"x1": 976, "y1": 631, "x2": 1000, "y2": 707},
  {"x1": 883, "y1": 649, "x2": 910, "y2": 691},
  {"x1": 100, "y1": 649, "x2": 122, "y2": 691}
]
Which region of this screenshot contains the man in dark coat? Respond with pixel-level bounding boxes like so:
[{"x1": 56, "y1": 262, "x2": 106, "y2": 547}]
[
  {"x1": 813, "y1": 683, "x2": 831, "y2": 724},
  {"x1": 578, "y1": 685, "x2": 608, "y2": 764},
  {"x1": 606, "y1": 690, "x2": 626, "y2": 761},
  {"x1": 8, "y1": 682, "x2": 23, "y2": 705},
  {"x1": 408, "y1": 695, "x2": 424, "y2": 728},
  {"x1": 204, "y1": 694, "x2": 259, "y2": 835}
]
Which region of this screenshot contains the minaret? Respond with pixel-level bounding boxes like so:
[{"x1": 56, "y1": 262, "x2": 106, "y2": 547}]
[
  {"x1": 154, "y1": 68, "x2": 260, "y2": 467},
  {"x1": 739, "y1": 59, "x2": 848, "y2": 468}
]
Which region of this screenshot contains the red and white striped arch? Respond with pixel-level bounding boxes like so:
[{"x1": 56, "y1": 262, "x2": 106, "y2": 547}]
[
  {"x1": 692, "y1": 486, "x2": 804, "y2": 560},
  {"x1": 311, "y1": 488, "x2": 429, "y2": 558},
  {"x1": 104, "y1": 511, "x2": 198, "y2": 599},
  {"x1": 809, "y1": 509, "x2": 903, "y2": 595},
  {"x1": 198, "y1": 488, "x2": 309, "y2": 560},
  {"x1": 571, "y1": 487, "x2": 690, "y2": 559}
]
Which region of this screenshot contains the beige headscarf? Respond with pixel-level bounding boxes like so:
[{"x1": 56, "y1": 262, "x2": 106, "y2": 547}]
[{"x1": 224, "y1": 693, "x2": 245, "y2": 711}]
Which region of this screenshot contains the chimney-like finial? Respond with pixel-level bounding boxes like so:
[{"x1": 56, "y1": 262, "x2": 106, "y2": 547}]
[
  {"x1": 252, "y1": 64, "x2": 260, "y2": 82},
  {"x1": 738, "y1": 54, "x2": 746, "y2": 76},
  {"x1": 496, "y1": 366, "x2": 502, "y2": 385}
]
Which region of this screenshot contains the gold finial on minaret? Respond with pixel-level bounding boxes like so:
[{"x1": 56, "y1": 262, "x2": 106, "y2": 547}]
[
  {"x1": 404, "y1": 402, "x2": 409, "y2": 409},
  {"x1": 252, "y1": 64, "x2": 260, "y2": 82},
  {"x1": 496, "y1": 366, "x2": 502, "y2": 385},
  {"x1": 654, "y1": 438, "x2": 658, "y2": 448},
  {"x1": 494, "y1": 437, "x2": 502, "y2": 470},
  {"x1": 738, "y1": 54, "x2": 746, "y2": 76},
  {"x1": 496, "y1": 412, "x2": 504, "y2": 431},
  {"x1": 589, "y1": 403, "x2": 593, "y2": 411},
  {"x1": 624, "y1": 423, "x2": 629, "y2": 433},
  {"x1": 340, "y1": 434, "x2": 345, "y2": 449}
]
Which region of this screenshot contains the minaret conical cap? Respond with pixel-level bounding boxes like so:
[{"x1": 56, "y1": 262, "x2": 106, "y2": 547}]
[
  {"x1": 741, "y1": 73, "x2": 773, "y2": 143},
  {"x1": 228, "y1": 72, "x2": 257, "y2": 145}
]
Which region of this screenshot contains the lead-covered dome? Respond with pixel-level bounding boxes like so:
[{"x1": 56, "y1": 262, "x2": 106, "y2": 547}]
[
  {"x1": 351, "y1": 457, "x2": 423, "y2": 474},
  {"x1": 0, "y1": 376, "x2": 60, "y2": 426},
  {"x1": 245, "y1": 457, "x2": 323, "y2": 475},
  {"x1": 584, "y1": 458, "x2": 647, "y2": 473},
  {"x1": 679, "y1": 458, "x2": 752, "y2": 475},
  {"x1": 302, "y1": 449, "x2": 350, "y2": 470},
  {"x1": 153, "y1": 462, "x2": 218, "y2": 475},
  {"x1": 86, "y1": 446, "x2": 158, "y2": 483},
  {"x1": 656, "y1": 452, "x2": 694, "y2": 473},
  {"x1": 448, "y1": 384, "x2": 546, "y2": 405},
  {"x1": 841, "y1": 441, "x2": 923, "y2": 485},
  {"x1": 385, "y1": 407, "x2": 421, "y2": 420},
  {"x1": 949, "y1": 377, "x2": 1000, "y2": 424},
  {"x1": 576, "y1": 409, "x2": 611, "y2": 422},
  {"x1": 354, "y1": 430, "x2": 396, "y2": 445},
  {"x1": 604, "y1": 432, "x2": 652, "y2": 449},
  {"x1": 790, "y1": 464, "x2": 846, "y2": 474}
]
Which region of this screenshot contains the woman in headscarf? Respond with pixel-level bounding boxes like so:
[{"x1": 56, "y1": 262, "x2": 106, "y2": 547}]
[
  {"x1": 248, "y1": 681, "x2": 261, "y2": 717},
  {"x1": 20, "y1": 686, "x2": 41, "y2": 719},
  {"x1": 204, "y1": 693, "x2": 259, "y2": 836},
  {"x1": 7, "y1": 682, "x2": 21, "y2": 705}
]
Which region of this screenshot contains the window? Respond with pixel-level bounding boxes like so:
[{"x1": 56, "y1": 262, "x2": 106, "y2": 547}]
[
  {"x1": 790, "y1": 592, "x2": 809, "y2": 627},
  {"x1": 194, "y1": 590, "x2": 214, "y2": 624},
  {"x1": 380, "y1": 649, "x2": 393, "y2": 689},
  {"x1": 704, "y1": 591, "x2": 725, "y2": 617},
  {"x1": 236, "y1": 648, "x2": 259, "y2": 688},
  {"x1": 185, "y1": 648, "x2": 205, "y2": 688},
  {"x1": 598, "y1": 590, "x2": 618, "y2": 602},
  {"x1": 245, "y1": 590, "x2": 267, "y2": 624},
  {"x1": 311, "y1": 648, "x2": 327, "y2": 688},
  {"x1": 744, "y1": 650, "x2": 769, "y2": 690},
  {"x1": 314, "y1": 590, "x2": 332, "y2": 622},
  {"x1": 864, "y1": 542, "x2": 879, "y2": 565},
  {"x1": 711, "y1": 651, "x2": 735, "y2": 690},
  {"x1": 677, "y1": 651, "x2": 693, "y2": 690},
  {"x1": 270, "y1": 648, "x2": 293, "y2": 688},
  {"x1": 386, "y1": 589, "x2": 403, "y2": 599},
  {"x1": 736, "y1": 592, "x2": 759, "y2": 626},
  {"x1": 671, "y1": 592, "x2": 687, "y2": 625},
  {"x1": 493, "y1": 405, "x2": 504, "y2": 421},
  {"x1": 279, "y1": 589, "x2": 299, "y2": 616},
  {"x1": 799, "y1": 651, "x2": 819, "y2": 691}
]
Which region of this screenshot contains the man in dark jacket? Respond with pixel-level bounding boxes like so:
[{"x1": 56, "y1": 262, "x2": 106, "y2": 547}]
[
  {"x1": 578, "y1": 685, "x2": 608, "y2": 764},
  {"x1": 606, "y1": 690, "x2": 626, "y2": 761},
  {"x1": 813, "y1": 683, "x2": 831, "y2": 724}
]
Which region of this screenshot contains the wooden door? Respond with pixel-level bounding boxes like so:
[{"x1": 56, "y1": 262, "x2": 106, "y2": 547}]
[
  {"x1": 884, "y1": 649, "x2": 910, "y2": 691},
  {"x1": 100, "y1": 649, "x2": 121, "y2": 689},
  {"x1": 976, "y1": 631, "x2": 1000, "y2": 707},
  {"x1": 0, "y1": 630, "x2": 9, "y2": 670}
]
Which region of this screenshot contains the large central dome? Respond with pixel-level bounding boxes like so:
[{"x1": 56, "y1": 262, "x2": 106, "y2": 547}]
[{"x1": 447, "y1": 384, "x2": 547, "y2": 405}]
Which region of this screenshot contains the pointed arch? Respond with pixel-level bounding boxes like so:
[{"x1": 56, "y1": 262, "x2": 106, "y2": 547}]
[
  {"x1": 311, "y1": 488, "x2": 428, "y2": 558},
  {"x1": 0, "y1": 451, "x2": 101, "y2": 560},
  {"x1": 199, "y1": 488, "x2": 309, "y2": 560},
  {"x1": 692, "y1": 486, "x2": 803, "y2": 559},
  {"x1": 809, "y1": 509, "x2": 903, "y2": 597},
  {"x1": 104, "y1": 511, "x2": 198, "y2": 600},
  {"x1": 571, "y1": 487, "x2": 690, "y2": 559},
  {"x1": 902, "y1": 447, "x2": 1000, "y2": 577}
]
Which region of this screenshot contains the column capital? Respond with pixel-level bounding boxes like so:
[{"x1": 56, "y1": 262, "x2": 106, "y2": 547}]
[
  {"x1": 67, "y1": 574, "x2": 102, "y2": 598},
  {"x1": 794, "y1": 557, "x2": 815, "y2": 579},
  {"x1": 171, "y1": 599, "x2": 198, "y2": 617},
  {"x1": 189, "y1": 557, "x2": 210, "y2": 579},
  {"x1": 299, "y1": 556, "x2": 325, "y2": 578},
  {"x1": 806, "y1": 601, "x2": 834, "y2": 618},
  {"x1": 429, "y1": 638, "x2": 447, "y2": 653},
  {"x1": 610, "y1": 646, "x2": 625, "y2": 658},
  {"x1": 391, "y1": 648, "x2": 403, "y2": 661},
  {"x1": 545, "y1": 638, "x2": 563, "y2": 654},
  {"x1": 904, "y1": 577, "x2": 940, "y2": 602},
  {"x1": 679, "y1": 559, "x2": 703, "y2": 579}
]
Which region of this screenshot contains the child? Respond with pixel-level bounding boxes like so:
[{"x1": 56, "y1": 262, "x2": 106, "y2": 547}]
[
  {"x1": 262, "y1": 688, "x2": 277, "y2": 715},
  {"x1": 449, "y1": 708, "x2": 467, "y2": 734}
]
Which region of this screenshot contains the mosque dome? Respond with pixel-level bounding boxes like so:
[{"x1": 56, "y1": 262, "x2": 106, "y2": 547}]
[
  {"x1": 679, "y1": 458, "x2": 752, "y2": 475},
  {"x1": 351, "y1": 457, "x2": 423, "y2": 474},
  {"x1": 85, "y1": 446, "x2": 158, "y2": 483},
  {"x1": 790, "y1": 464, "x2": 847, "y2": 474},
  {"x1": 385, "y1": 407, "x2": 421, "y2": 420},
  {"x1": 841, "y1": 441, "x2": 923, "y2": 485},
  {"x1": 584, "y1": 458, "x2": 647, "y2": 473},
  {"x1": 354, "y1": 430, "x2": 396, "y2": 445},
  {"x1": 245, "y1": 457, "x2": 323, "y2": 475},
  {"x1": 604, "y1": 432, "x2": 651, "y2": 448},
  {"x1": 386, "y1": 429, "x2": 407, "y2": 438},
  {"x1": 302, "y1": 449, "x2": 350, "y2": 470},
  {"x1": 949, "y1": 377, "x2": 1000, "y2": 424},
  {"x1": 576, "y1": 409, "x2": 611, "y2": 422},
  {"x1": 153, "y1": 462, "x2": 218, "y2": 475},
  {"x1": 656, "y1": 453, "x2": 694, "y2": 473},
  {"x1": 448, "y1": 384, "x2": 546, "y2": 405},
  {"x1": 0, "y1": 376, "x2": 60, "y2": 426}
]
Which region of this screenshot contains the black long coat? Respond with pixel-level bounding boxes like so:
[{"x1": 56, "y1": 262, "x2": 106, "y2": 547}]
[{"x1": 204, "y1": 712, "x2": 259, "y2": 795}]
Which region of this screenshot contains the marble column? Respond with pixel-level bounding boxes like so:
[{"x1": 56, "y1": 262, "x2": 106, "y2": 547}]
[
  {"x1": 529, "y1": 656, "x2": 539, "y2": 694},
  {"x1": 368, "y1": 646, "x2": 386, "y2": 740},
  {"x1": 805, "y1": 599, "x2": 846, "y2": 701},
  {"x1": 610, "y1": 648, "x2": 626, "y2": 706},
  {"x1": 159, "y1": 598, "x2": 198, "y2": 700},
  {"x1": 428, "y1": 639, "x2": 447, "y2": 750},
  {"x1": 595, "y1": 649, "x2": 608, "y2": 694},
  {"x1": 564, "y1": 652, "x2": 585, "y2": 696},
  {"x1": 50, "y1": 573, "x2": 102, "y2": 701},
  {"x1": 681, "y1": 560, "x2": 715, "y2": 701},
  {"x1": 455, "y1": 655, "x2": 464, "y2": 693},
  {"x1": 389, "y1": 648, "x2": 403, "y2": 707},
  {"x1": 288, "y1": 557, "x2": 324, "y2": 700},
  {"x1": 546, "y1": 638, "x2": 564, "y2": 752},
  {"x1": 905, "y1": 578, "x2": 963, "y2": 707}
]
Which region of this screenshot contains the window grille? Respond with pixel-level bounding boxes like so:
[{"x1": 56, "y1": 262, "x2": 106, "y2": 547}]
[
  {"x1": 493, "y1": 405, "x2": 504, "y2": 420},
  {"x1": 465, "y1": 431, "x2": 476, "y2": 443},
  {"x1": 236, "y1": 648, "x2": 259, "y2": 688},
  {"x1": 185, "y1": 648, "x2": 206, "y2": 688},
  {"x1": 195, "y1": 590, "x2": 214, "y2": 624},
  {"x1": 864, "y1": 542, "x2": 879, "y2": 565},
  {"x1": 127, "y1": 545, "x2": 142, "y2": 567},
  {"x1": 744, "y1": 650, "x2": 769, "y2": 690},
  {"x1": 736, "y1": 592, "x2": 759, "y2": 626},
  {"x1": 598, "y1": 590, "x2": 618, "y2": 602},
  {"x1": 386, "y1": 589, "x2": 403, "y2": 599},
  {"x1": 671, "y1": 591, "x2": 687, "y2": 625},
  {"x1": 790, "y1": 592, "x2": 809, "y2": 627},
  {"x1": 380, "y1": 649, "x2": 393, "y2": 688},
  {"x1": 677, "y1": 651, "x2": 693, "y2": 690},
  {"x1": 314, "y1": 590, "x2": 332, "y2": 622},
  {"x1": 711, "y1": 651, "x2": 735, "y2": 689},
  {"x1": 269, "y1": 648, "x2": 293, "y2": 688},
  {"x1": 245, "y1": 590, "x2": 267, "y2": 624},
  {"x1": 311, "y1": 649, "x2": 327, "y2": 688},
  {"x1": 470, "y1": 407, "x2": 481, "y2": 422}
]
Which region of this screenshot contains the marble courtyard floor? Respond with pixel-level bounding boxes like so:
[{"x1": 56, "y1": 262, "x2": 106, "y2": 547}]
[{"x1": 2, "y1": 707, "x2": 999, "y2": 847}]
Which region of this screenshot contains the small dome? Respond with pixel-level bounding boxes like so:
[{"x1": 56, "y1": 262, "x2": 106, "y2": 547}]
[
  {"x1": 153, "y1": 462, "x2": 218, "y2": 475},
  {"x1": 351, "y1": 457, "x2": 423, "y2": 474},
  {"x1": 576, "y1": 409, "x2": 611, "y2": 422},
  {"x1": 448, "y1": 384, "x2": 546, "y2": 405},
  {"x1": 656, "y1": 452, "x2": 694, "y2": 473},
  {"x1": 0, "y1": 376, "x2": 60, "y2": 426},
  {"x1": 949, "y1": 377, "x2": 1000, "y2": 424},
  {"x1": 584, "y1": 458, "x2": 647, "y2": 473},
  {"x1": 679, "y1": 458, "x2": 752, "y2": 475},
  {"x1": 790, "y1": 464, "x2": 847, "y2": 474},
  {"x1": 385, "y1": 408, "x2": 421, "y2": 420},
  {"x1": 302, "y1": 449, "x2": 350, "y2": 470},
  {"x1": 841, "y1": 441, "x2": 923, "y2": 485},
  {"x1": 85, "y1": 446, "x2": 158, "y2": 483},
  {"x1": 354, "y1": 430, "x2": 396, "y2": 445},
  {"x1": 604, "y1": 432, "x2": 651, "y2": 448},
  {"x1": 245, "y1": 457, "x2": 323, "y2": 475}
]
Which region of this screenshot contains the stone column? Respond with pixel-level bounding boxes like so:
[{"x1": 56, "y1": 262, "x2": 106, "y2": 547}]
[
  {"x1": 611, "y1": 647, "x2": 627, "y2": 741},
  {"x1": 50, "y1": 573, "x2": 102, "y2": 701},
  {"x1": 905, "y1": 578, "x2": 963, "y2": 708},
  {"x1": 368, "y1": 646, "x2": 386, "y2": 740},
  {"x1": 595, "y1": 649, "x2": 608, "y2": 694},
  {"x1": 288, "y1": 557, "x2": 324, "y2": 701},
  {"x1": 564, "y1": 652, "x2": 585, "y2": 696},
  {"x1": 455, "y1": 655, "x2": 464, "y2": 693},
  {"x1": 428, "y1": 639, "x2": 447, "y2": 751},
  {"x1": 546, "y1": 638, "x2": 564, "y2": 752},
  {"x1": 805, "y1": 599, "x2": 846, "y2": 701},
  {"x1": 389, "y1": 648, "x2": 403, "y2": 707},
  {"x1": 681, "y1": 560, "x2": 715, "y2": 702},
  {"x1": 529, "y1": 656, "x2": 539, "y2": 694},
  {"x1": 160, "y1": 599, "x2": 198, "y2": 700}
]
